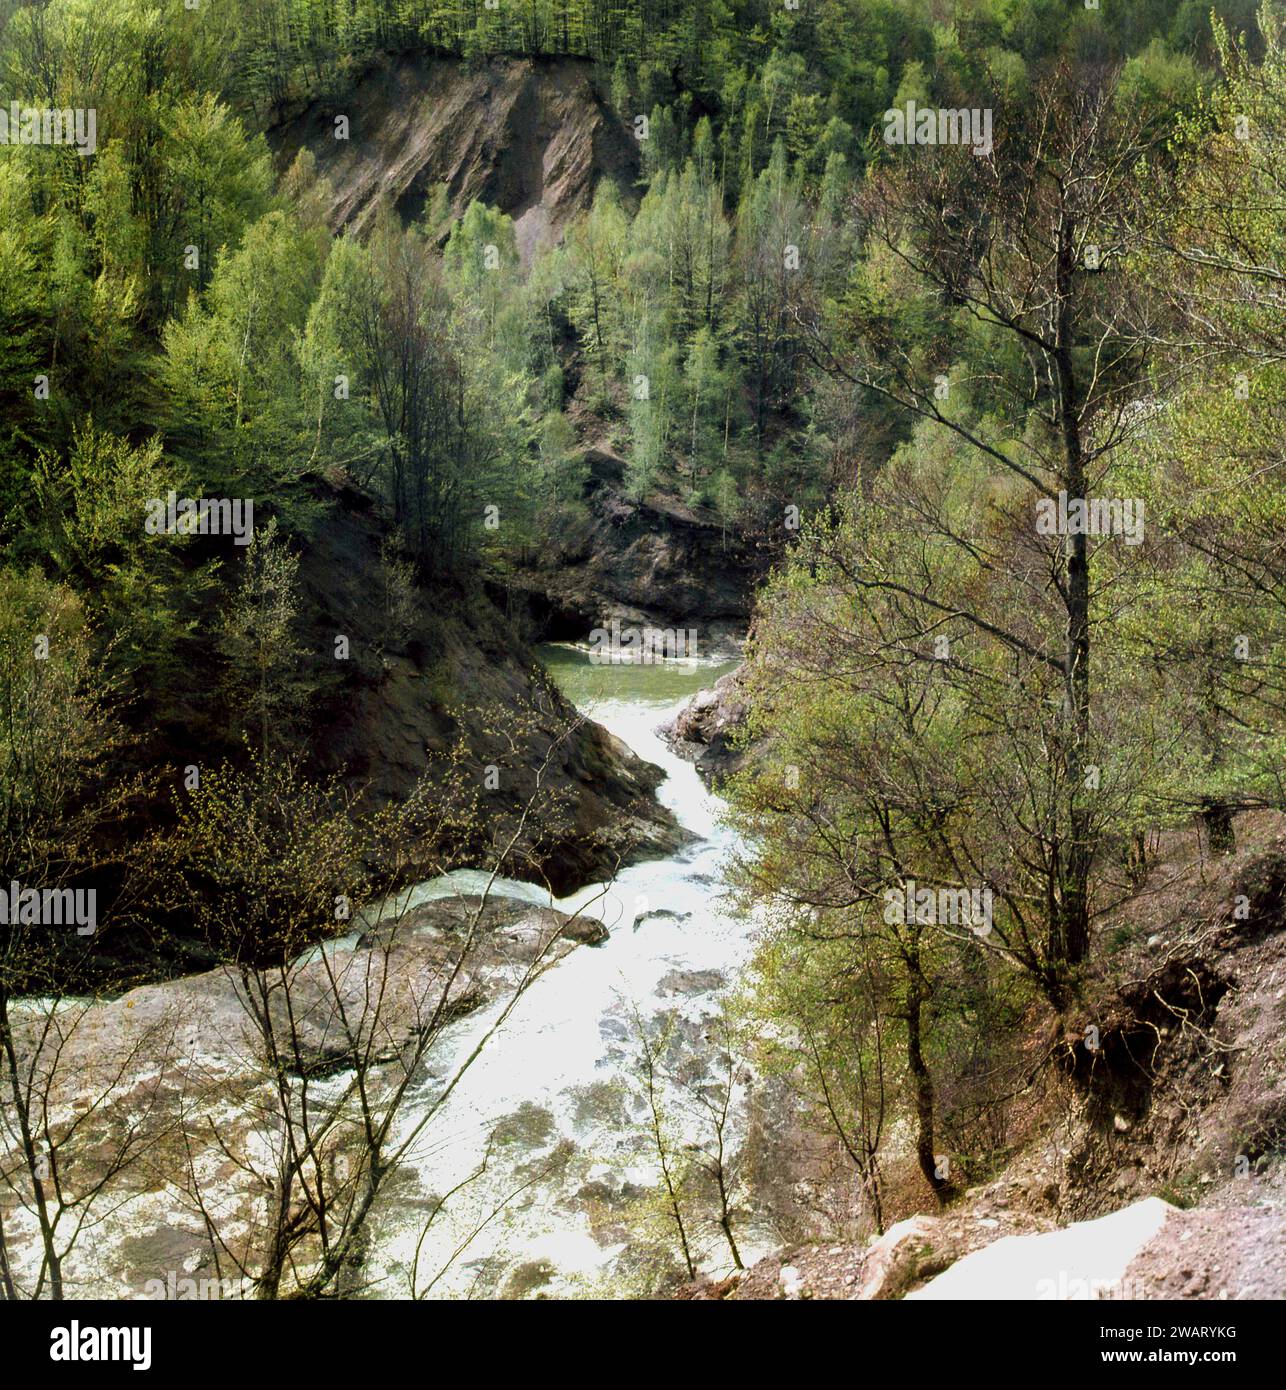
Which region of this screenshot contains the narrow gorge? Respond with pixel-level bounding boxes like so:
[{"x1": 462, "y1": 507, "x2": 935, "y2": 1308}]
[{"x1": 1, "y1": 0, "x2": 1282, "y2": 1347}]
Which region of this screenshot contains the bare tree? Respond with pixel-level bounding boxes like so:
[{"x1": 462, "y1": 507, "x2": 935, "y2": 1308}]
[
  {"x1": 168, "y1": 710, "x2": 622, "y2": 1300},
  {"x1": 799, "y1": 66, "x2": 1161, "y2": 982},
  {"x1": 680, "y1": 1005, "x2": 748, "y2": 1270},
  {"x1": 629, "y1": 1004, "x2": 697, "y2": 1282},
  {"x1": 0, "y1": 571, "x2": 167, "y2": 1298}
]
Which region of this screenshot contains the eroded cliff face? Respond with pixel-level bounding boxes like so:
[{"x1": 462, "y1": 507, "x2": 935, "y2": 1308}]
[
  {"x1": 269, "y1": 55, "x2": 639, "y2": 261},
  {"x1": 264, "y1": 57, "x2": 737, "y2": 883},
  {"x1": 272, "y1": 64, "x2": 762, "y2": 646}
]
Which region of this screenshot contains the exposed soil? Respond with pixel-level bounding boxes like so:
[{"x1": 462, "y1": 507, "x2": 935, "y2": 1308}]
[
  {"x1": 1110, "y1": 1204, "x2": 1286, "y2": 1300},
  {"x1": 293, "y1": 472, "x2": 686, "y2": 896},
  {"x1": 269, "y1": 56, "x2": 639, "y2": 261}
]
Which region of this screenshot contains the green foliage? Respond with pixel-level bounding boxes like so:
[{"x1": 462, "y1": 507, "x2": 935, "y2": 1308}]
[
  {"x1": 168, "y1": 750, "x2": 368, "y2": 960},
  {"x1": 0, "y1": 0, "x2": 1279, "y2": 1277},
  {"x1": 216, "y1": 518, "x2": 309, "y2": 759},
  {"x1": 210, "y1": 0, "x2": 1210, "y2": 197},
  {"x1": 26, "y1": 424, "x2": 211, "y2": 696},
  {"x1": 0, "y1": 568, "x2": 120, "y2": 882},
  {"x1": 726, "y1": 7, "x2": 1286, "y2": 1211}
]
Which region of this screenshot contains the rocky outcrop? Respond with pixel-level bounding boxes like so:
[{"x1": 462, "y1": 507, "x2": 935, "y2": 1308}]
[
  {"x1": 1, "y1": 894, "x2": 604, "y2": 1298},
  {"x1": 269, "y1": 56, "x2": 638, "y2": 262},
  {"x1": 505, "y1": 446, "x2": 759, "y2": 645},
  {"x1": 273, "y1": 65, "x2": 762, "y2": 647},
  {"x1": 15, "y1": 894, "x2": 598, "y2": 1096},
  {"x1": 702, "y1": 1196, "x2": 1051, "y2": 1301},
  {"x1": 512, "y1": 445, "x2": 757, "y2": 643},
  {"x1": 907, "y1": 1196, "x2": 1286, "y2": 1300},
  {"x1": 907, "y1": 1198, "x2": 1173, "y2": 1300},
  {"x1": 292, "y1": 473, "x2": 684, "y2": 896},
  {"x1": 1107, "y1": 1204, "x2": 1286, "y2": 1300},
  {"x1": 659, "y1": 663, "x2": 749, "y2": 786},
  {"x1": 693, "y1": 1195, "x2": 1286, "y2": 1300},
  {"x1": 73, "y1": 475, "x2": 679, "y2": 986}
]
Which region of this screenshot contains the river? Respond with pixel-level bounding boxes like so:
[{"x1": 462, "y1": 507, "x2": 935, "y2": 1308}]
[
  {"x1": 5, "y1": 644, "x2": 772, "y2": 1300},
  {"x1": 363, "y1": 642, "x2": 771, "y2": 1298}
]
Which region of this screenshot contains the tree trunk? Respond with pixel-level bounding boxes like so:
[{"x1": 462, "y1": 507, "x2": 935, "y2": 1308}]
[
  {"x1": 905, "y1": 969, "x2": 949, "y2": 1204},
  {"x1": 1202, "y1": 799, "x2": 1236, "y2": 853},
  {"x1": 1054, "y1": 212, "x2": 1093, "y2": 970}
]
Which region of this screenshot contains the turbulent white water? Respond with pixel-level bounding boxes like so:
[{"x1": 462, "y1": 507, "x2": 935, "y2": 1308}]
[{"x1": 365, "y1": 646, "x2": 770, "y2": 1298}]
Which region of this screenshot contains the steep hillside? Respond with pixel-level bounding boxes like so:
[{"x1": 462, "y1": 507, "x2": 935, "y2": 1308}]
[
  {"x1": 273, "y1": 61, "x2": 769, "y2": 644},
  {"x1": 293, "y1": 473, "x2": 684, "y2": 895},
  {"x1": 505, "y1": 444, "x2": 760, "y2": 645},
  {"x1": 269, "y1": 55, "x2": 639, "y2": 261},
  {"x1": 685, "y1": 814, "x2": 1286, "y2": 1300}
]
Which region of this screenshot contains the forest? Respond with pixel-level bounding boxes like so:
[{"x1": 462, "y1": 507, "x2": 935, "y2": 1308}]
[{"x1": 0, "y1": 0, "x2": 1282, "y2": 1311}]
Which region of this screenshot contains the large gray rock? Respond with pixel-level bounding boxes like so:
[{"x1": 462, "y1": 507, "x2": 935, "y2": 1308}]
[
  {"x1": 506, "y1": 446, "x2": 760, "y2": 641},
  {"x1": 660, "y1": 665, "x2": 750, "y2": 786}
]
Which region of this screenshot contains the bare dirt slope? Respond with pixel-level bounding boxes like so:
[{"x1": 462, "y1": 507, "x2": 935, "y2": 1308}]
[
  {"x1": 293, "y1": 473, "x2": 683, "y2": 896},
  {"x1": 269, "y1": 56, "x2": 638, "y2": 260}
]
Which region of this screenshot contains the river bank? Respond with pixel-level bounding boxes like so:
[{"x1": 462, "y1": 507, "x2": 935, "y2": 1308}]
[{"x1": 2, "y1": 645, "x2": 785, "y2": 1300}]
